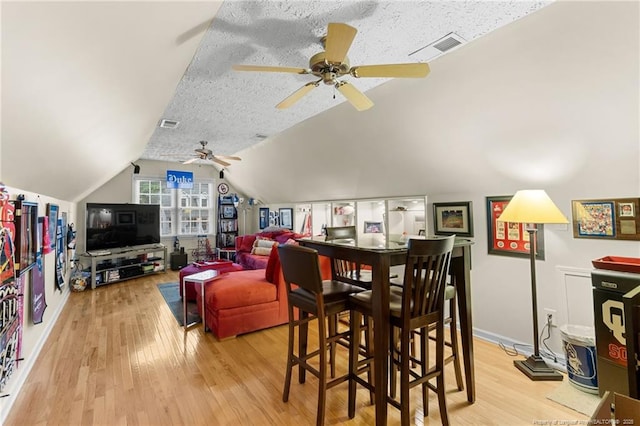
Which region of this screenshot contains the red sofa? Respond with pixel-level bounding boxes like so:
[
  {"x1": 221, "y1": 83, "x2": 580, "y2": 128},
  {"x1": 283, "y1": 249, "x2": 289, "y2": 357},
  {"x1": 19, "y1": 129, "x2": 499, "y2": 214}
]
[
  {"x1": 195, "y1": 245, "x2": 331, "y2": 340},
  {"x1": 235, "y1": 229, "x2": 305, "y2": 270}
]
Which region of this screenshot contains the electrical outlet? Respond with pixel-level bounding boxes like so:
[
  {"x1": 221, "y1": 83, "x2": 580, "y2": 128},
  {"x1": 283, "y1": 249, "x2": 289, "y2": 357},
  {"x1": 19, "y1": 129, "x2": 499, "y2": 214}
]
[{"x1": 544, "y1": 308, "x2": 557, "y2": 327}]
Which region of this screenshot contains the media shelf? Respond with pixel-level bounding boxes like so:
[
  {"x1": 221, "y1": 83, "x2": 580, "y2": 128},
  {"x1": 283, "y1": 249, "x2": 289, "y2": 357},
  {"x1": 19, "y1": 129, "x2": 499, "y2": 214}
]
[{"x1": 82, "y1": 244, "x2": 167, "y2": 289}]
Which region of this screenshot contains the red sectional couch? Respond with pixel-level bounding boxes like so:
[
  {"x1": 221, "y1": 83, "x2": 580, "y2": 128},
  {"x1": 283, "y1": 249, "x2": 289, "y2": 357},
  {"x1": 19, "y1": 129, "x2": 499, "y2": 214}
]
[
  {"x1": 235, "y1": 229, "x2": 305, "y2": 270},
  {"x1": 195, "y1": 244, "x2": 331, "y2": 340}
]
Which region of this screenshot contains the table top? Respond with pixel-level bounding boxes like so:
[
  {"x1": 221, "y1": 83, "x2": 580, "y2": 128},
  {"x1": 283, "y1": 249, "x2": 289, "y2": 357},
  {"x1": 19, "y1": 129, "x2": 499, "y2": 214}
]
[
  {"x1": 183, "y1": 269, "x2": 223, "y2": 281},
  {"x1": 298, "y1": 234, "x2": 473, "y2": 252}
]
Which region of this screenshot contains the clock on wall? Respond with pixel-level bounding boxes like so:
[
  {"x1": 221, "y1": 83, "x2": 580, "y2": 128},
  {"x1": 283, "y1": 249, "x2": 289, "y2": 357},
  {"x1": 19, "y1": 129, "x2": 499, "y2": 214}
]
[{"x1": 217, "y1": 182, "x2": 229, "y2": 194}]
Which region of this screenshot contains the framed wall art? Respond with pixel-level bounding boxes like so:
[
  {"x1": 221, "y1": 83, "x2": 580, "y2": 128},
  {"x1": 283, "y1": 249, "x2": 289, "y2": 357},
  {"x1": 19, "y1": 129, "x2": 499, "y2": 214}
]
[
  {"x1": 12, "y1": 200, "x2": 38, "y2": 275},
  {"x1": 259, "y1": 207, "x2": 269, "y2": 230},
  {"x1": 46, "y1": 203, "x2": 59, "y2": 251},
  {"x1": 572, "y1": 197, "x2": 640, "y2": 240},
  {"x1": 486, "y1": 196, "x2": 544, "y2": 259},
  {"x1": 363, "y1": 221, "x2": 383, "y2": 233},
  {"x1": 279, "y1": 208, "x2": 293, "y2": 230},
  {"x1": 433, "y1": 201, "x2": 474, "y2": 237}
]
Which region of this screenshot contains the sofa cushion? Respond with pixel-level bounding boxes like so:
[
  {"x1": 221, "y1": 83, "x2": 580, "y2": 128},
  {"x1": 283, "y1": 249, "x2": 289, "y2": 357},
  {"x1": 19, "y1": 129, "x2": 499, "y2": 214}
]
[
  {"x1": 265, "y1": 245, "x2": 279, "y2": 283},
  {"x1": 208, "y1": 269, "x2": 277, "y2": 310}
]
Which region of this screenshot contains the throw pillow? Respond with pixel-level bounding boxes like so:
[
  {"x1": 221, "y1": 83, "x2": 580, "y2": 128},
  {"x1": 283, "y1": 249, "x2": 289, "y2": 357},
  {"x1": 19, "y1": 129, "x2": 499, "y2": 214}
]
[
  {"x1": 264, "y1": 244, "x2": 279, "y2": 283},
  {"x1": 251, "y1": 246, "x2": 273, "y2": 256},
  {"x1": 253, "y1": 238, "x2": 277, "y2": 249}
]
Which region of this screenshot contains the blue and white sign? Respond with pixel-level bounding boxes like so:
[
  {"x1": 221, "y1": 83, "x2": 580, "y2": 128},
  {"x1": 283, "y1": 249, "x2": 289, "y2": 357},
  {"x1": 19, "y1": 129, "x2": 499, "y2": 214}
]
[{"x1": 166, "y1": 170, "x2": 193, "y2": 189}]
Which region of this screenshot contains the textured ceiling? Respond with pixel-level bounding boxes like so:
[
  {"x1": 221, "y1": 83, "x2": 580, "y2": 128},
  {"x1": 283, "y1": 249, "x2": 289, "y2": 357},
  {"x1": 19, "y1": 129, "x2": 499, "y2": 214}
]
[{"x1": 142, "y1": 1, "x2": 551, "y2": 165}]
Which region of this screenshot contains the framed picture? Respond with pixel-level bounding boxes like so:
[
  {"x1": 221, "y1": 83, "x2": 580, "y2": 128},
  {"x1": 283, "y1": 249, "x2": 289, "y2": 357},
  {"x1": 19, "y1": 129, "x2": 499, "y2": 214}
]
[
  {"x1": 46, "y1": 204, "x2": 59, "y2": 251},
  {"x1": 222, "y1": 205, "x2": 236, "y2": 219},
  {"x1": 572, "y1": 197, "x2": 640, "y2": 240},
  {"x1": 12, "y1": 200, "x2": 38, "y2": 275},
  {"x1": 259, "y1": 207, "x2": 269, "y2": 230},
  {"x1": 279, "y1": 208, "x2": 293, "y2": 230},
  {"x1": 363, "y1": 221, "x2": 383, "y2": 233},
  {"x1": 269, "y1": 211, "x2": 279, "y2": 227},
  {"x1": 433, "y1": 201, "x2": 474, "y2": 237},
  {"x1": 486, "y1": 196, "x2": 544, "y2": 259}
]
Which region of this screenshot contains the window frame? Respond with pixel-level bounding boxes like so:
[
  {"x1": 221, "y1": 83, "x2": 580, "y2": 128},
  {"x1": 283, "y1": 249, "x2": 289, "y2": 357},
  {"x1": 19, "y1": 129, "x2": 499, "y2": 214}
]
[{"x1": 133, "y1": 177, "x2": 216, "y2": 238}]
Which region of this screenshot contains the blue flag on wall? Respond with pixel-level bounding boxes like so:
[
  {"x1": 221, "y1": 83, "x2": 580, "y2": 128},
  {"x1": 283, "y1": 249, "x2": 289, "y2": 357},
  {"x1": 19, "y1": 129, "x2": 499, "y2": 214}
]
[{"x1": 166, "y1": 170, "x2": 193, "y2": 189}]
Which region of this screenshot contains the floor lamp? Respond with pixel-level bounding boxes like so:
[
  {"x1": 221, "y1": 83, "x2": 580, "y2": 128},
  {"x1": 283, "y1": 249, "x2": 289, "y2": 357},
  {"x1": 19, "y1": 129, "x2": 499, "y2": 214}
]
[{"x1": 497, "y1": 189, "x2": 568, "y2": 381}]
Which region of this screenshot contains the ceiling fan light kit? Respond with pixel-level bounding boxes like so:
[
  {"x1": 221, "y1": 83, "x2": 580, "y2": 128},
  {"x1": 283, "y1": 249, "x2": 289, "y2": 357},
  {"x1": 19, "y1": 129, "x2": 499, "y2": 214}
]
[{"x1": 233, "y1": 22, "x2": 430, "y2": 111}]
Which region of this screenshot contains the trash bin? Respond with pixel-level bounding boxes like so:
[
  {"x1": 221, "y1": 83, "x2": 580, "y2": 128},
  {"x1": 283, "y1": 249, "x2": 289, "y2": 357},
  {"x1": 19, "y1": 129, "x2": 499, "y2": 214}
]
[{"x1": 560, "y1": 324, "x2": 598, "y2": 394}]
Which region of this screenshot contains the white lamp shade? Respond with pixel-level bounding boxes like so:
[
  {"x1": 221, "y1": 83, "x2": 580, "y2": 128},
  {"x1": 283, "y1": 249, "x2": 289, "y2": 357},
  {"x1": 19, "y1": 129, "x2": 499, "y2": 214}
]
[{"x1": 497, "y1": 190, "x2": 569, "y2": 224}]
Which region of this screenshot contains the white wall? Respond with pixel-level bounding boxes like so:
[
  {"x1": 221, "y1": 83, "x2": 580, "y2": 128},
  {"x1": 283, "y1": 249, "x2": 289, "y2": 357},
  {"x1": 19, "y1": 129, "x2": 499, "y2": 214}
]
[
  {"x1": 226, "y1": 2, "x2": 640, "y2": 356},
  {"x1": 0, "y1": 186, "x2": 76, "y2": 423}
]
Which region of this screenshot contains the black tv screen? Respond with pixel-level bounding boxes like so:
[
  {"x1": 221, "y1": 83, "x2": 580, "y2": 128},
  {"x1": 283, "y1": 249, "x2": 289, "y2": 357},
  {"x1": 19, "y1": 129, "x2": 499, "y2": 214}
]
[{"x1": 85, "y1": 203, "x2": 161, "y2": 251}]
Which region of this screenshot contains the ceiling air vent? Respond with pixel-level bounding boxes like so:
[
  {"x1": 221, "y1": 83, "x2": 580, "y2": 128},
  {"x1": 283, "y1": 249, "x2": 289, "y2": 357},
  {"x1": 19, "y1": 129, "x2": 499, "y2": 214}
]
[
  {"x1": 409, "y1": 32, "x2": 466, "y2": 61},
  {"x1": 159, "y1": 119, "x2": 179, "y2": 129}
]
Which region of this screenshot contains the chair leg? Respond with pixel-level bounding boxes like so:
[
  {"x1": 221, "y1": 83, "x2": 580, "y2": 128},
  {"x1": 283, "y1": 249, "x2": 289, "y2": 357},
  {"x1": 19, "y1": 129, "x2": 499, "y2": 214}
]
[
  {"x1": 435, "y1": 321, "x2": 449, "y2": 426},
  {"x1": 399, "y1": 326, "x2": 412, "y2": 426},
  {"x1": 328, "y1": 314, "x2": 337, "y2": 379},
  {"x1": 299, "y1": 311, "x2": 309, "y2": 384},
  {"x1": 419, "y1": 328, "x2": 429, "y2": 416},
  {"x1": 448, "y1": 295, "x2": 464, "y2": 391},
  {"x1": 283, "y1": 305, "x2": 296, "y2": 402},
  {"x1": 364, "y1": 315, "x2": 375, "y2": 405},
  {"x1": 348, "y1": 310, "x2": 362, "y2": 419},
  {"x1": 317, "y1": 312, "x2": 328, "y2": 426}
]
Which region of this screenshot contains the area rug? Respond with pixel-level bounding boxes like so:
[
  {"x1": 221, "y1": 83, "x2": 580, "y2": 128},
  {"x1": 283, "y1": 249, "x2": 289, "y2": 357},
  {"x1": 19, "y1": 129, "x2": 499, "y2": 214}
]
[
  {"x1": 157, "y1": 282, "x2": 201, "y2": 327},
  {"x1": 546, "y1": 380, "x2": 600, "y2": 416}
]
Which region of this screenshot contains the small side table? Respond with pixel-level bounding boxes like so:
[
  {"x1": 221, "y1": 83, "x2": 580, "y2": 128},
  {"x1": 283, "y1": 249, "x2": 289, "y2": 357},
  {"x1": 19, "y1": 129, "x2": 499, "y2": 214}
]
[
  {"x1": 182, "y1": 269, "x2": 225, "y2": 331},
  {"x1": 216, "y1": 248, "x2": 236, "y2": 261}
]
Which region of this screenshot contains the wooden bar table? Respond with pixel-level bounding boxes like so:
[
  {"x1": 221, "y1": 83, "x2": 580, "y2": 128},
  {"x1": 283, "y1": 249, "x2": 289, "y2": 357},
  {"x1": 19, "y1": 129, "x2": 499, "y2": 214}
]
[{"x1": 299, "y1": 235, "x2": 475, "y2": 425}]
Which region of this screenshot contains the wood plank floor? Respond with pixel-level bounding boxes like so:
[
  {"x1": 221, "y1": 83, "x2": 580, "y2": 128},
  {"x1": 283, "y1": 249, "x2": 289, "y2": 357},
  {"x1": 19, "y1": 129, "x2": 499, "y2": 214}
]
[{"x1": 6, "y1": 270, "x2": 590, "y2": 425}]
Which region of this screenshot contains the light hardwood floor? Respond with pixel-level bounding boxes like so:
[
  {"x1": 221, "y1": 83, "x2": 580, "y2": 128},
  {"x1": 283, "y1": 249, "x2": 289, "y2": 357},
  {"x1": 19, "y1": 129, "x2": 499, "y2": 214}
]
[{"x1": 6, "y1": 270, "x2": 589, "y2": 425}]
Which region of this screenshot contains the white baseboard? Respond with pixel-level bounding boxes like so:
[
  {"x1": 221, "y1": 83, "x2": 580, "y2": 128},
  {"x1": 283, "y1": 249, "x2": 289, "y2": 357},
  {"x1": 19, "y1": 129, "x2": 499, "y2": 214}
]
[
  {"x1": 473, "y1": 327, "x2": 567, "y2": 373},
  {"x1": 0, "y1": 289, "x2": 71, "y2": 425}
]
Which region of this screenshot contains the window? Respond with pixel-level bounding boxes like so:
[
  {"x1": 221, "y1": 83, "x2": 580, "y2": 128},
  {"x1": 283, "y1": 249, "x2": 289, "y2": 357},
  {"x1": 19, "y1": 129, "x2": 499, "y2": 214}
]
[{"x1": 134, "y1": 178, "x2": 214, "y2": 237}]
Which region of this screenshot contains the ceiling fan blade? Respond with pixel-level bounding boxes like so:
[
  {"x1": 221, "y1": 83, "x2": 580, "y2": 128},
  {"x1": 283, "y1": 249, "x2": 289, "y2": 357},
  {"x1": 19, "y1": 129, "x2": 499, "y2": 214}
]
[
  {"x1": 212, "y1": 158, "x2": 231, "y2": 167},
  {"x1": 325, "y1": 23, "x2": 357, "y2": 64},
  {"x1": 336, "y1": 82, "x2": 373, "y2": 111},
  {"x1": 214, "y1": 155, "x2": 241, "y2": 161},
  {"x1": 182, "y1": 158, "x2": 199, "y2": 165},
  {"x1": 350, "y1": 63, "x2": 430, "y2": 78},
  {"x1": 276, "y1": 82, "x2": 318, "y2": 109},
  {"x1": 233, "y1": 64, "x2": 308, "y2": 74}
]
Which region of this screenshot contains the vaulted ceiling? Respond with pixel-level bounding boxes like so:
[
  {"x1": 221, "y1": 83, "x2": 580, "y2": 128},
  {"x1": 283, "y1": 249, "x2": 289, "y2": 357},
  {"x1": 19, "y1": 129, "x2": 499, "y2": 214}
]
[{"x1": 1, "y1": 1, "x2": 551, "y2": 201}]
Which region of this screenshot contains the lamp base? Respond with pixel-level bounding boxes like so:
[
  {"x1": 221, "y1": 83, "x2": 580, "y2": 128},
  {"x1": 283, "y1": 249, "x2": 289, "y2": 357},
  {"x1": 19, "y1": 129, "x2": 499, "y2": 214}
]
[{"x1": 514, "y1": 355, "x2": 563, "y2": 381}]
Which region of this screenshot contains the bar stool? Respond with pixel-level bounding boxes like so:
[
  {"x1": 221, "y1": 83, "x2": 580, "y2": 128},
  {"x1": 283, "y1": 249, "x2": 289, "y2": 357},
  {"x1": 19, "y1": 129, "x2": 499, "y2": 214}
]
[
  {"x1": 278, "y1": 244, "x2": 368, "y2": 426},
  {"x1": 389, "y1": 280, "x2": 464, "y2": 395},
  {"x1": 325, "y1": 226, "x2": 373, "y2": 287},
  {"x1": 348, "y1": 236, "x2": 455, "y2": 426}
]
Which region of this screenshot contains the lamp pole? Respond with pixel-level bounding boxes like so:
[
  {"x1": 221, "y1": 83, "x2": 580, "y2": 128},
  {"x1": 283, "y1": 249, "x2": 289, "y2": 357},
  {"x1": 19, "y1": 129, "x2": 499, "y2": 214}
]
[{"x1": 513, "y1": 226, "x2": 563, "y2": 380}]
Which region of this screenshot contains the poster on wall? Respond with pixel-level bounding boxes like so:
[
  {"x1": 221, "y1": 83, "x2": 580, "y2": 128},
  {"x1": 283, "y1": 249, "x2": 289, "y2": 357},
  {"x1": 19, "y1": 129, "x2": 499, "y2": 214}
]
[
  {"x1": 31, "y1": 217, "x2": 47, "y2": 324},
  {"x1": 55, "y1": 217, "x2": 65, "y2": 290},
  {"x1": 0, "y1": 195, "x2": 16, "y2": 285}
]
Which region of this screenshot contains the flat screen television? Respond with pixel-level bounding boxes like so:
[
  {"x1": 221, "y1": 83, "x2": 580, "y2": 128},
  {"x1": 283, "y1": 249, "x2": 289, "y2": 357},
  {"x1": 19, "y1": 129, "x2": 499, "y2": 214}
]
[{"x1": 85, "y1": 203, "x2": 161, "y2": 251}]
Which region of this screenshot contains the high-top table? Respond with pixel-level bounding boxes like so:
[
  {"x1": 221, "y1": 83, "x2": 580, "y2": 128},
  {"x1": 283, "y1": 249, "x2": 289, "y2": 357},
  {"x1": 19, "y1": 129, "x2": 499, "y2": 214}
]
[{"x1": 298, "y1": 235, "x2": 474, "y2": 426}]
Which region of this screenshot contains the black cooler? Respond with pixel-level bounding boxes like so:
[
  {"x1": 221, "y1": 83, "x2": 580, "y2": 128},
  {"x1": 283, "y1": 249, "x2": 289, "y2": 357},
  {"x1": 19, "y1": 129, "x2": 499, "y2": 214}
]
[{"x1": 591, "y1": 257, "x2": 640, "y2": 398}]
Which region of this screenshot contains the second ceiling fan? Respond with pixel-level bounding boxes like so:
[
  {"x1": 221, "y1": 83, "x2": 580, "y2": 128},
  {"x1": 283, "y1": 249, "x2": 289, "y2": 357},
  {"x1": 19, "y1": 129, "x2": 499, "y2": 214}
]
[{"x1": 233, "y1": 23, "x2": 430, "y2": 111}]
